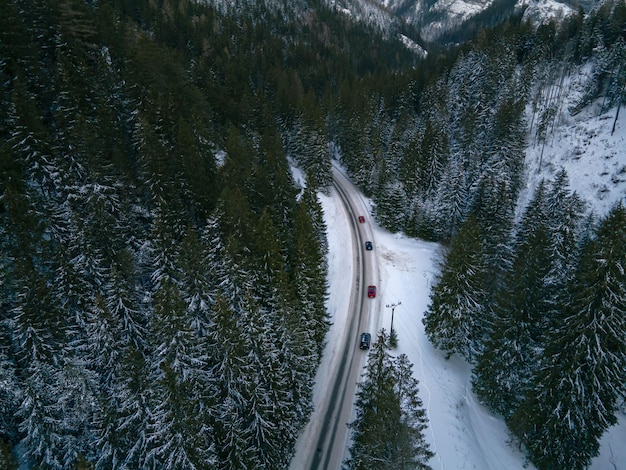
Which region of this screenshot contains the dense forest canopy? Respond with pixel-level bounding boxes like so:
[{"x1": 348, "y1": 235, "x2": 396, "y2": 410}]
[{"x1": 1, "y1": 0, "x2": 625, "y2": 468}]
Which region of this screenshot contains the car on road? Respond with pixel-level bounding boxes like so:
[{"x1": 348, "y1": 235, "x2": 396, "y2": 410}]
[
  {"x1": 358, "y1": 215, "x2": 365, "y2": 223},
  {"x1": 359, "y1": 333, "x2": 371, "y2": 350},
  {"x1": 367, "y1": 285, "x2": 376, "y2": 298},
  {"x1": 365, "y1": 241, "x2": 373, "y2": 250}
]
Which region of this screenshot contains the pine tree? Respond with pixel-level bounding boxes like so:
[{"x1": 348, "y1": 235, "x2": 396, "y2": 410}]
[
  {"x1": 393, "y1": 354, "x2": 434, "y2": 469},
  {"x1": 144, "y1": 360, "x2": 214, "y2": 469},
  {"x1": 287, "y1": 101, "x2": 332, "y2": 191},
  {"x1": 433, "y1": 158, "x2": 467, "y2": 240},
  {"x1": 470, "y1": 174, "x2": 515, "y2": 299},
  {"x1": 345, "y1": 331, "x2": 433, "y2": 469},
  {"x1": 541, "y1": 169, "x2": 586, "y2": 333},
  {"x1": 240, "y1": 293, "x2": 298, "y2": 468},
  {"x1": 108, "y1": 346, "x2": 152, "y2": 469},
  {"x1": 423, "y1": 215, "x2": 487, "y2": 362},
  {"x1": 473, "y1": 181, "x2": 552, "y2": 417},
  {"x1": 208, "y1": 294, "x2": 259, "y2": 470},
  {"x1": 375, "y1": 181, "x2": 409, "y2": 233},
  {"x1": 508, "y1": 204, "x2": 626, "y2": 470},
  {"x1": 417, "y1": 119, "x2": 449, "y2": 199},
  {"x1": 0, "y1": 340, "x2": 19, "y2": 449},
  {"x1": 291, "y1": 189, "x2": 330, "y2": 360}
]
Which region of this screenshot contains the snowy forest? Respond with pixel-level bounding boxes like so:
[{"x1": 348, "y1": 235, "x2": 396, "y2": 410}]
[{"x1": 1, "y1": 0, "x2": 625, "y2": 468}]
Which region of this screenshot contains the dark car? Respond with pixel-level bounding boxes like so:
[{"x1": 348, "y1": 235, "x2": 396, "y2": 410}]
[
  {"x1": 367, "y1": 285, "x2": 376, "y2": 298},
  {"x1": 358, "y1": 215, "x2": 365, "y2": 223},
  {"x1": 365, "y1": 241, "x2": 373, "y2": 250},
  {"x1": 359, "y1": 333, "x2": 371, "y2": 350}
]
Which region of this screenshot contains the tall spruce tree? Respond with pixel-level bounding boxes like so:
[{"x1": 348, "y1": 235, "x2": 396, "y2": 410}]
[
  {"x1": 508, "y1": 204, "x2": 626, "y2": 470},
  {"x1": 345, "y1": 331, "x2": 433, "y2": 469},
  {"x1": 473, "y1": 181, "x2": 552, "y2": 417},
  {"x1": 423, "y1": 215, "x2": 487, "y2": 362}
]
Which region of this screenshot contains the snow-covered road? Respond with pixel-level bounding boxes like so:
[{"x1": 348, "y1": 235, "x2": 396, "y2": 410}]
[{"x1": 290, "y1": 166, "x2": 378, "y2": 470}]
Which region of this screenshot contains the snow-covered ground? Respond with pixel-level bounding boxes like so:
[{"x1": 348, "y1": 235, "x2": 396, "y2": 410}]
[
  {"x1": 520, "y1": 96, "x2": 626, "y2": 220},
  {"x1": 317, "y1": 96, "x2": 626, "y2": 468}
]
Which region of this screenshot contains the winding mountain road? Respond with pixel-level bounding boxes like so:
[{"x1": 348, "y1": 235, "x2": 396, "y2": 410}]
[{"x1": 290, "y1": 166, "x2": 380, "y2": 470}]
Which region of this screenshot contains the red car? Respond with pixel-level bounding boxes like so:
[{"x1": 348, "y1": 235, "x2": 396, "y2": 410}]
[
  {"x1": 367, "y1": 285, "x2": 376, "y2": 298},
  {"x1": 358, "y1": 215, "x2": 365, "y2": 223}
]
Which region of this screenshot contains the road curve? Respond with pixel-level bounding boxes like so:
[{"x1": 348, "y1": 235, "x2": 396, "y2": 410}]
[{"x1": 293, "y1": 166, "x2": 378, "y2": 470}]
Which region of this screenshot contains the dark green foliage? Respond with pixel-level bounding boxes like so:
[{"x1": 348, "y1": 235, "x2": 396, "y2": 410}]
[
  {"x1": 423, "y1": 215, "x2": 487, "y2": 362},
  {"x1": 473, "y1": 173, "x2": 587, "y2": 419},
  {"x1": 0, "y1": 439, "x2": 17, "y2": 470},
  {"x1": 1, "y1": 0, "x2": 336, "y2": 467},
  {"x1": 345, "y1": 331, "x2": 433, "y2": 469},
  {"x1": 2, "y1": 0, "x2": 623, "y2": 468},
  {"x1": 508, "y1": 204, "x2": 626, "y2": 469},
  {"x1": 473, "y1": 181, "x2": 554, "y2": 416}
]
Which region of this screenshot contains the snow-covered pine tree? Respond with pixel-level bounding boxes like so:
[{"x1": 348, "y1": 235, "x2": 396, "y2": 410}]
[
  {"x1": 393, "y1": 354, "x2": 434, "y2": 469},
  {"x1": 106, "y1": 346, "x2": 152, "y2": 469},
  {"x1": 375, "y1": 180, "x2": 409, "y2": 233},
  {"x1": 144, "y1": 273, "x2": 215, "y2": 466},
  {"x1": 473, "y1": 181, "x2": 553, "y2": 417},
  {"x1": 12, "y1": 270, "x2": 97, "y2": 468},
  {"x1": 0, "y1": 335, "x2": 19, "y2": 455},
  {"x1": 345, "y1": 329, "x2": 402, "y2": 469},
  {"x1": 508, "y1": 204, "x2": 626, "y2": 470},
  {"x1": 423, "y1": 214, "x2": 487, "y2": 362},
  {"x1": 144, "y1": 359, "x2": 214, "y2": 469},
  {"x1": 345, "y1": 330, "x2": 433, "y2": 469},
  {"x1": 541, "y1": 169, "x2": 586, "y2": 334},
  {"x1": 292, "y1": 189, "x2": 330, "y2": 360},
  {"x1": 418, "y1": 119, "x2": 449, "y2": 200},
  {"x1": 254, "y1": 120, "x2": 299, "y2": 222},
  {"x1": 432, "y1": 158, "x2": 467, "y2": 240},
  {"x1": 172, "y1": 228, "x2": 211, "y2": 340},
  {"x1": 208, "y1": 294, "x2": 259, "y2": 469},
  {"x1": 469, "y1": 174, "x2": 515, "y2": 299},
  {"x1": 335, "y1": 100, "x2": 381, "y2": 194},
  {"x1": 240, "y1": 293, "x2": 297, "y2": 468},
  {"x1": 446, "y1": 50, "x2": 493, "y2": 188}
]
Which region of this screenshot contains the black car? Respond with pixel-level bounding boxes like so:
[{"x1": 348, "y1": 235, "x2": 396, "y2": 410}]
[
  {"x1": 365, "y1": 241, "x2": 373, "y2": 250},
  {"x1": 359, "y1": 333, "x2": 371, "y2": 350}
]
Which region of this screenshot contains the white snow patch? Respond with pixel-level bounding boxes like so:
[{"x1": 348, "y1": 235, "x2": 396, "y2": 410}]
[
  {"x1": 520, "y1": 0, "x2": 574, "y2": 25},
  {"x1": 400, "y1": 33, "x2": 428, "y2": 58},
  {"x1": 519, "y1": 99, "x2": 626, "y2": 219},
  {"x1": 214, "y1": 149, "x2": 226, "y2": 167}
]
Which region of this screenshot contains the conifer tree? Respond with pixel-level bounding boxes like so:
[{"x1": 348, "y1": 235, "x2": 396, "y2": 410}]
[
  {"x1": 291, "y1": 189, "x2": 330, "y2": 359},
  {"x1": 375, "y1": 181, "x2": 409, "y2": 233},
  {"x1": 433, "y1": 158, "x2": 467, "y2": 240},
  {"x1": 208, "y1": 294, "x2": 259, "y2": 470},
  {"x1": 417, "y1": 119, "x2": 449, "y2": 199},
  {"x1": 423, "y1": 215, "x2": 487, "y2": 362},
  {"x1": 286, "y1": 94, "x2": 332, "y2": 191},
  {"x1": 345, "y1": 331, "x2": 433, "y2": 469},
  {"x1": 0, "y1": 339, "x2": 19, "y2": 450},
  {"x1": 470, "y1": 174, "x2": 515, "y2": 298},
  {"x1": 508, "y1": 204, "x2": 626, "y2": 470},
  {"x1": 473, "y1": 181, "x2": 552, "y2": 416},
  {"x1": 392, "y1": 354, "x2": 434, "y2": 468},
  {"x1": 541, "y1": 169, "x2": 586, "y2": 333}
]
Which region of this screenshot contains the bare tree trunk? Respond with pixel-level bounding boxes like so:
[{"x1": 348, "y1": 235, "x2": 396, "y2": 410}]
[{"x1": 611, "y1": 98, "x2": 621, "y2": 136}]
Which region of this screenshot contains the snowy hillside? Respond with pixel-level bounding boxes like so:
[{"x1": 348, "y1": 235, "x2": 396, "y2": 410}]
[
  {"x1": 519, "y1": 66, "x2": 626, "y2": 219},
  {"x1": 327, "y1": 0, "x2": 576, "y2": 42},
  {"x1": 520, "y1": 0, "x2": 575, "y2": 24}
]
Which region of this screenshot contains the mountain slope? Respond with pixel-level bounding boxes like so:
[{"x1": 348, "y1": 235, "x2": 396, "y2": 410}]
[{"x1": 327, "y1": 0, "x2": 578, "y2": 42}]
